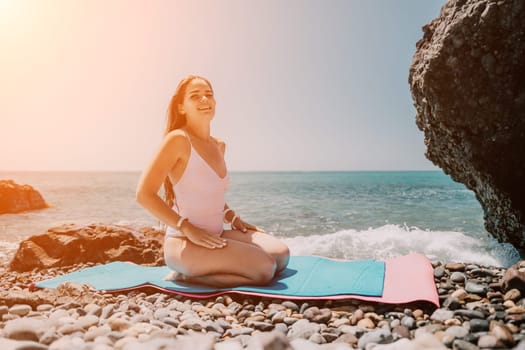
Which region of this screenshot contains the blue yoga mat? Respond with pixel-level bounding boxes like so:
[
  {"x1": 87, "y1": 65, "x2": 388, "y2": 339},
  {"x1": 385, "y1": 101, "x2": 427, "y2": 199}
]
[{"x1": 36, "y1": 256, "x2": 385, "y2": 298}]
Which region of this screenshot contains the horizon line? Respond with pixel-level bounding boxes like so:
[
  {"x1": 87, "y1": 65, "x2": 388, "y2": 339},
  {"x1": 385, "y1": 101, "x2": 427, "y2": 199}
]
[{"x1": 0, "y1": 169, "x2": 442, "y2": 173}]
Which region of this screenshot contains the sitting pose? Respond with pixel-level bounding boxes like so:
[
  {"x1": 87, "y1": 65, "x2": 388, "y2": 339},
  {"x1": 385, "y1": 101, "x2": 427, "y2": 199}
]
[{"x1": 136, "y1": 75, "x2": 290, "y2": 287}]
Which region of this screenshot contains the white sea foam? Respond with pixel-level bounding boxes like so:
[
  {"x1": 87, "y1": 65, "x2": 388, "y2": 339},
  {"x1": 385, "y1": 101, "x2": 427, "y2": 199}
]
[{"x1": 281, "y1": 224, "x2": 520, "y2": 268}]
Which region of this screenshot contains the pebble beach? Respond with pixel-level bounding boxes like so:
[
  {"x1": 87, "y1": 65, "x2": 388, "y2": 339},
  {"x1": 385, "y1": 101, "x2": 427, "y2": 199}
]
[{"x1": 1, "y1": 257, "x2": 525, "y2": 350}]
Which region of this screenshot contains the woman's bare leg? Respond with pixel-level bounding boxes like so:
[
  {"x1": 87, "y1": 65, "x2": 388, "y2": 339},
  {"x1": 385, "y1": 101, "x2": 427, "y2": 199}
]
[
  {"x1": 164, "y1": 236, "x2": 277, "y2": 287},
  {"x1": 221, "y1": 229, "x2": 290, "y2": 272}
]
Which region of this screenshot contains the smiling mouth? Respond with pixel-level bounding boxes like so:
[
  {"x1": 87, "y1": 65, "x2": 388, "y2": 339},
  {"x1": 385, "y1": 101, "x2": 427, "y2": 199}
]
[{"x1": 198, "y1": 107, "x2": 211, "y2": 111}]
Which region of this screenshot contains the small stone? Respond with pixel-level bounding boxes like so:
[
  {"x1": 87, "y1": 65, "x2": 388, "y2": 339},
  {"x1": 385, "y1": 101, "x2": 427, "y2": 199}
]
[
  {"x1": 0, "y1": 305, "x2": 8, "y2": 316},
  {"x1": 453, "y1": 338, "x2": 480, "y2": 350},
  {"x1": 434, "y1": 266, "x2": 446, "y2": 278},
  {"x1": 350, "y1": 309, "x2": 364, "y2": 325},
  {"x1": 108, "y1": 318, "x2": 132, "y2": 331},
  {"x1": 451, "y1": 289, "x2": 468, "y2": 301},
  {"x1": 3, "y1": 318, "x2": 45, "y2": 341},
  {"x1": 491, "y1": 324, "x2": 514, "y2": 346},
  {"x1": 506, "y1": 306, "x2": 525, "y2": 314},
  {"x1": 287, "y1": 319, "x2": 321, "y2": 340},
  {"x1": 77, "y1": 314, "x2": 99, "y2": 329},
  {"x1": 246, "y1": 331, "x2": 291, "y2": 350},
  {"x1": 477, "y1": 334, "x2": 499, "y2": 348},
  {"x1": 308, "y1": 332, "x2": 326, "y2": 344},
  {"x1": 443, "y1": 297, "x2": 462, "y2": 310},
  {"x1": 334, "y1": 333, "x2": 358, "y2": 345},
  {"x1": 246, "y1": 321, "x2": 274, "y2": 332},
  {"x1": 271, "y1": 310, "x2": 287, "y2": 324},
  {"x1": 392, "y1": 325, "x2": 410, "y2": 338},
  {"x1": 401, "y1": 316, "x2": 416, "y2": 330},
  {"x1": 274, "y1": 323, "x2": 288, "y2": 334},
  {"x1": 302, "y1": 307, "x2": 332, "y2": 324},
  {"x1": 283, "y1": 317, "x2": 299, "y2": 325},
  {"x1": 451, "y1": 272, "x2": 466, "y2": 283},
  {"x1": 84, "y1": 325, "x2": 111, "y2": 342},
  {"x1": 357, "y1": 318, "x2": 375, "y2": 329},
  {"x1": 430, "y1": 309, "x2": 454, "y2": 322},
  {"x1": 282, "y1": 301, "x2": 299, "y2": 311},
  {"x1": 357, "y1": 329, "x2": 393, "y2": 349},
  {"x1": 8, "y1": 304, "x2": 32, "y2": 317},
  {"x1": 36, "y1": 304, "x2": 54, "y2": 312},
  {"x1": 84, "y1": 303, "x2": 103, "y2": 316},
  {"x1": 58, "y1": 323, "x2": 84, "y2": 335},
  {"x1": 465, "y1": 282, "x2": 488, "y2": 295},
  {"x1": 445, "y1": 318, "x2": 462, "y2": 326},
  {"x1": 454, "y1": 310, "x2": 485, "y2": 319},
  {"x1": 469, "y1": 319, "x2": 489, "y2": 332},
  {"x1": 445, "y1": 325, "x2": 468, "y2": 339},
  {"x1": 446, "y1": 263, "x2": 465, "y2": 271}
]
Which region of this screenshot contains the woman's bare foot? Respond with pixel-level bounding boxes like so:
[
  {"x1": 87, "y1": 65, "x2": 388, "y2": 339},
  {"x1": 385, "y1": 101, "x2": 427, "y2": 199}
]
[{"x1": 162, "y1": 270, "x2": 187, "y2": 282}]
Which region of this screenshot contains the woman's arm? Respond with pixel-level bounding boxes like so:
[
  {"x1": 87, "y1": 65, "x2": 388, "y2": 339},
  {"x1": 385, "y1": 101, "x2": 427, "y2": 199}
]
[
  {"x1": 136, "y1": 131, "x2": 227, "y2": 249},
  {"x1": 135, "y1": 130, "x2": 188, "y2": 230}
]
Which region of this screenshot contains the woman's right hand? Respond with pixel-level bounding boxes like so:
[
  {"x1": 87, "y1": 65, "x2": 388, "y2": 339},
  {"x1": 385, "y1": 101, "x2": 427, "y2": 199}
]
[{"x1": 180, "y1": 220, "x2": 227, "y2": 249}]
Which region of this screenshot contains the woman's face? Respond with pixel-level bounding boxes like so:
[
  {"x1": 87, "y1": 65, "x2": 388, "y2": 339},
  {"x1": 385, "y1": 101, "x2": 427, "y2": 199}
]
[{"x1": 179, "y1": 78, "x2": 216, "y2": 124}]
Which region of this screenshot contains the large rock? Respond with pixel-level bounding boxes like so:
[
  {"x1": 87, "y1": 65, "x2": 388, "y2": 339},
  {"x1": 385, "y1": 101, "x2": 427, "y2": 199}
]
[
  {"x1": 409, "y1": 0, "x2": 525, "y2": 248},
  {"x1": 0, "y1": 180, "x2": 48, "y2": 214},
  {"x1": 9, "y1": 224, "x2": 164, "y2": 272}
]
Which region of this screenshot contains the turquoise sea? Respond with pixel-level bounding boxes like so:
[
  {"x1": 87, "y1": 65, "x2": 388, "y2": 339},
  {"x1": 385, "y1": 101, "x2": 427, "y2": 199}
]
[{"x1": 0, "y1": 171, "x2": 520, "y2": 267}]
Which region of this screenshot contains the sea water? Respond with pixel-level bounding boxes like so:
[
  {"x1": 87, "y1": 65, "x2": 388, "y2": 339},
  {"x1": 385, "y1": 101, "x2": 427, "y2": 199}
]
[{"x1": 0, "y1": 171, "x2": 520, "y2": 267}]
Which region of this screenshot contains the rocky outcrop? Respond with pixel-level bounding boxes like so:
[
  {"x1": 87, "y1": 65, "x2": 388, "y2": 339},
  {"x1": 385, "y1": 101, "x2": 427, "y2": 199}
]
[
  {"x1": 9, "y1": 224, "x2": 165, "y2": 272},
  {"x1": 409, "y1": 0, "x2": 525, "y2": 249},
  {"x1": 0, "y1": 180, "x2": 48, "y2": 214}
]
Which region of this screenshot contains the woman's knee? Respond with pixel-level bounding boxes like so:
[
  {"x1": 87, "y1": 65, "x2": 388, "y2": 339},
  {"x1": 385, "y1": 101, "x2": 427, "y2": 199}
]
[
  {"x1": 274, "y1": 242, "x2": 290, "y2": 271},
  {"x1": 253, "y1": 256, "x2": 277, "y2": 285}
]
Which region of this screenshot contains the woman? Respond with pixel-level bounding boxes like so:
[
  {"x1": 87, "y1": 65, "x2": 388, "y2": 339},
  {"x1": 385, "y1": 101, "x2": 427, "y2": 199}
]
[{"x1": 136, "y1": 75, "x2": 290, "y2": 287}]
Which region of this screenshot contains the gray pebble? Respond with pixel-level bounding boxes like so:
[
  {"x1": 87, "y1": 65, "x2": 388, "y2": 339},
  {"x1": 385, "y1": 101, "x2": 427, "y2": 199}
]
[
  {"x1": 287, "y1": 319, "x2": 321, "y2": 340},
  {"x1": 84, "y1": 324, "x2": 111, "y2": 342},
  {"x1": 308, "y1": 332, "x2": 326, "y2": 344},
  {"x1": 271, "y1": 310, "x2": 287, "y2": 324},
  {"x1": 357, "y1": 328, "x2": 393, "y2": 349},
  {"x1": 445, "y1": 325, "x2": 469, "y2": 339},
  {"x1": 400, "y1": 316, "x2": 416, "y2": 330},
  {"x1": 453, "y1": 338, "x2": 480, "y2": 350},
  {"x1": 246, "y1": 320, "x2": 274, "y2": 332},
  {"x1": 469, "y1": 319, "x2": 489, "y2": 332},
  {"x1": 274, "y1": 323, "x2": 289, "y2": 334},
  {"x1": 247, "y1": 330, "x2": 291, "y2": 349},
  {"x1": 465, "y1": 282, "x2": 488, "y2": 295},
  {"x1": 451, "y1": 272, "x2": 466, "y2": 283},
  {"x1": 434, "y1": 266, "x2": 445, "y2": 278},
  {"x1": 430, "y1": 309, "x2": 454, "y2": 322}
]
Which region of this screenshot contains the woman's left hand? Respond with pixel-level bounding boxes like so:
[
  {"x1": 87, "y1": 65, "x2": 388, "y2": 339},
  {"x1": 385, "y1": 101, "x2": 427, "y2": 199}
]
[{"x1": 232, "y1": 217, "x2": 265, "y2": 233}]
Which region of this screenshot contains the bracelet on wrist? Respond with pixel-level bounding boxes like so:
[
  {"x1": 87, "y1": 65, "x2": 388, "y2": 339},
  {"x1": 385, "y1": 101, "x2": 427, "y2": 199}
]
[
  {"x1": 176, "y1": 216, "x2": 187, "y2": 230},
  {"x1": 231, "y1": 214, "x2": 240, "y2": 230},
  {"x1": 223, "y1": 208, "x2": 235, "y2": 223}
]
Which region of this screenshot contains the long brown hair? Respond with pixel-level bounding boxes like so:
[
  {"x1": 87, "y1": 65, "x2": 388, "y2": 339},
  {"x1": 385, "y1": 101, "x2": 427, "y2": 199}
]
[{"x1": 163, "y1": 75, "x2": 214, "y2": 209}]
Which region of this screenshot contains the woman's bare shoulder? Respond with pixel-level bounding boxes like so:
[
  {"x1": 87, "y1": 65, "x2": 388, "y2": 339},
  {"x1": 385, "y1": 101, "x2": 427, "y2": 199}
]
[{"x1": 163, "y1": 129, "x2": 190, "y2": 152}]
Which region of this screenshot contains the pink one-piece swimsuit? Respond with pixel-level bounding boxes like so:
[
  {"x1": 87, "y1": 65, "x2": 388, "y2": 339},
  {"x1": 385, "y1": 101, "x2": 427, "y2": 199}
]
[{"x1": 165, "y1": 131, "x2": 230, "y2": 238}]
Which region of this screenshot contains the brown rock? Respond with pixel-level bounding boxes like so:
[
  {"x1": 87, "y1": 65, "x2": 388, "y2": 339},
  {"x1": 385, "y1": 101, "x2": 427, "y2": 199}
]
[
  {"x1": 445, "y1": 263, "x2": 465, "y2": 272},
  {"x1": 491, "y1": 324, "x2": 515, "y2": 347},
  {"x1": 357, "y1": 318, "x2": 375, "y2": 329},
  {"x1": 502, "y1": 263, "x2": 525, "y2": 293},
  {"x1": 409, "y1": 0, "x2": 525, "y2": 249},
  {"x1": 9, "y1": 224, "x2": 164, "y2": 272},
  {"x1": 0, "y1": 180, "x2": 48, "y2": 214}
]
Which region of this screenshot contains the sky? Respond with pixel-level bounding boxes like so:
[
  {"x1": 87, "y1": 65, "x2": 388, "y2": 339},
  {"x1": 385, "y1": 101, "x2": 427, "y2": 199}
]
[{"x1": 0, "y1": 0, "x2": 446, "y2": 172}]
